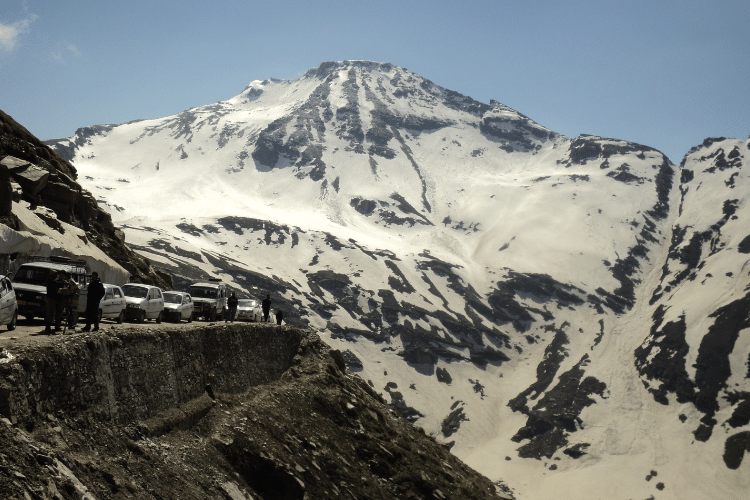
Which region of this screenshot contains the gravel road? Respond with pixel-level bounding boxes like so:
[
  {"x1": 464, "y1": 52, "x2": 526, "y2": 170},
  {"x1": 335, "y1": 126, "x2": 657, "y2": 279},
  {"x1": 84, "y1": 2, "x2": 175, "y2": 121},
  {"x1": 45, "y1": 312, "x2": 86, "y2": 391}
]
[{"x1": 0, "y1": 316, "x2": 256, "y2": 350}]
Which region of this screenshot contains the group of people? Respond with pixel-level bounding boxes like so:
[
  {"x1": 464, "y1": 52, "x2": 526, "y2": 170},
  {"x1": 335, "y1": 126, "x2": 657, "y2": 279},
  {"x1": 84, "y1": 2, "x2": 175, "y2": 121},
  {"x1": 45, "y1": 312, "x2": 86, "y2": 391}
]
[
  {"x1": 225, "y1": 293, "x2": 283, "y2": 325},
  {"x1": 44, "y1": 271, "x2": 105, "y2": 334},
  {"x1": 46, "y1": 272, "x2": 283, "y2": 333}
]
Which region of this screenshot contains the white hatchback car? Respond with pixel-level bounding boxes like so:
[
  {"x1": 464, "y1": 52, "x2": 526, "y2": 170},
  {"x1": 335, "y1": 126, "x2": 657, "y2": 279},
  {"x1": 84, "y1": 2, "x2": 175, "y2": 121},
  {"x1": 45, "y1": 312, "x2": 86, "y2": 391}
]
[
  {"x1": 235, "y1": 299, "x2": 260, "y2": 322},
  {"x1": 76, "y1": 284, "x2": 127, "y2": 324},
  {"x1": 99, "y1": 285, "x2": 127, "y2": 323},
  {"x1": 163, "y1": 291, "x2": 194, "y2": 323},
  {"x1": 0, "y1": 274, "x2": 18, "y2": 331},
  {"x1": 122, "y1": 283, "x2": 164, "y2": 323}
]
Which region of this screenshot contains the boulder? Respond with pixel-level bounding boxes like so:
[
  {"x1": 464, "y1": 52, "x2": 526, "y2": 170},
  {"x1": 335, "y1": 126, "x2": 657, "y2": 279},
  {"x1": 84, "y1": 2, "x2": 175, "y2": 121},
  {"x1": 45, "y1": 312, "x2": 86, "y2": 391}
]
[
  {"x1": 41, "y1": 180, "x2": 78, "y2": 205},
  {"x1": 2, "y1": 156, "x2": 49, "y2": 196},
  {"x1": 10, "y1": 181, "x2": 23, "y2": 201},
  {"x1": 436, "y1": 367, "x2": 452, "y2": 384},
  {"x1": 0, "y1": 155, "x2": 28, "y2": 170},
  {"x1": 41, "y1": 199, "x2": 74, "y2": 224}
]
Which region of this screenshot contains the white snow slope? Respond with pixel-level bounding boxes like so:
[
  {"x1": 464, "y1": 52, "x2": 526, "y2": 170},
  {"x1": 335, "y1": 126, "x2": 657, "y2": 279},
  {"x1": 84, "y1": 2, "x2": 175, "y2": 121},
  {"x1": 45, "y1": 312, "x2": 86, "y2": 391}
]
[
  {"x1": 49, "y1": 61, "x2": 750, "y2": 499},
  {"x1": 2, "y1": 201, "x2": 129, "y2": 284}
]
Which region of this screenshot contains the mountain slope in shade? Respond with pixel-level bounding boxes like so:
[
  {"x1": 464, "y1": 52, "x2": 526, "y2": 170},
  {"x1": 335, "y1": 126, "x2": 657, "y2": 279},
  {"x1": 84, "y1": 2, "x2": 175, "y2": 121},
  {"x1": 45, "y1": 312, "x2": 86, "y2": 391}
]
[{"x1": 48, "y1": 61, "x2": 750, "y2": 499}]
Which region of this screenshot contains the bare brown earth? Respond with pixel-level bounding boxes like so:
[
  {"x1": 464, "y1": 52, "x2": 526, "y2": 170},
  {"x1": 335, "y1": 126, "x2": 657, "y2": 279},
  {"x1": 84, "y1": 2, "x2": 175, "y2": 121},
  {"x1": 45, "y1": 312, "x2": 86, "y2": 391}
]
[{"x1": 0, "y1": 321, "x2": 510, "y2": 500}]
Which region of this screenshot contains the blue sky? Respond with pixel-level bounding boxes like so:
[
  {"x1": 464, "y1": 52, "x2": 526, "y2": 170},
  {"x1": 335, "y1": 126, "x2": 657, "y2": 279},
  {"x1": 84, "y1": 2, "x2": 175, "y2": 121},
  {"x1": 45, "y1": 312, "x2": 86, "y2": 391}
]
[{"x1": 1, "y1": 0, "x2": 748, "y2": 163}]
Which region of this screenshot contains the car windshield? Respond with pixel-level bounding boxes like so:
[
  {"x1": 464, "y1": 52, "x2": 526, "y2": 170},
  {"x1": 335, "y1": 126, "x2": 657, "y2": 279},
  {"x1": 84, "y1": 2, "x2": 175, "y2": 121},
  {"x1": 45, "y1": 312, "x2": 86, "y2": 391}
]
[
  {"x1": 122, "y1": 285, "x2": 148, "y2": 298},
  {"x1": 189, "y1": 287, "x2": 217, "y2": 299},
  {"x1": 12, "y1": 266, "x2": 52, "y2": 285},
  {"x1": 238, "y1": 300, "x2": 256, "y2": 307},
  {"x1": 163, "y1": 293, "x2": 182, "y2": 304}
]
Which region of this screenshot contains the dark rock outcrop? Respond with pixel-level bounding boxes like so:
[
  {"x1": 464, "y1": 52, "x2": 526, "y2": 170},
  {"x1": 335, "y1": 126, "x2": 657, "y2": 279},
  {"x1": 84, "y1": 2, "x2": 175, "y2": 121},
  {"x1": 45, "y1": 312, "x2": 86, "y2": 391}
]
[
  {"x1": 0, "y1": 109, "x2": 170, "y2": 288},
  {"x1": 0, "y1": 326, "x2": 505, "y2": 499}
]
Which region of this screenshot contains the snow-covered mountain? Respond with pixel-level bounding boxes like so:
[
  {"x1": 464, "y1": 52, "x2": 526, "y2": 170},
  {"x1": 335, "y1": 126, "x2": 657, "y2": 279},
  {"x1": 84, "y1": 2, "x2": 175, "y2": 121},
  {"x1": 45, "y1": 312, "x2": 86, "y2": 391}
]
[{"x1": 49, "y1": 60, "x2": 750, "y2": 499}]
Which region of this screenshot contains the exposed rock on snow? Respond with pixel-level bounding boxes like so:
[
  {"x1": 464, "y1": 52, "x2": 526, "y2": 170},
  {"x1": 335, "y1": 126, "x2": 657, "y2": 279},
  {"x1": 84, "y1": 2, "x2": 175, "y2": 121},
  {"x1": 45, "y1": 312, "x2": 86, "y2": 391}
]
[{"x1": 40, "y1": 62, "x2": 750, "y2": 499}]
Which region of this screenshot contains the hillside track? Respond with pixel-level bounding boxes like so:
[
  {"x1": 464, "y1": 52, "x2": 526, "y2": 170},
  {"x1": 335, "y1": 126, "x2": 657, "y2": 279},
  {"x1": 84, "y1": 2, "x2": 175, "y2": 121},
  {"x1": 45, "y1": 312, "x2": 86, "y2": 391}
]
[{"x1": 0, "y1": 317, "x2": 277, "y2": 351}]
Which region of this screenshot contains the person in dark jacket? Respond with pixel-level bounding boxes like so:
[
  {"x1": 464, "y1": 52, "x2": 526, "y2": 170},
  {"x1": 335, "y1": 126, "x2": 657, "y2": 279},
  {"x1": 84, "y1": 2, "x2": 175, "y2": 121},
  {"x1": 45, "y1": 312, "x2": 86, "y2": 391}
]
[
  {"x1": 44, "y1": 271, "x2": 64, "y2": 333},
  {"x1": 226, "y1": 292, "x2": 238, "y2": 323},
  {"x1": 82, "y1": 272, "x2": 106, "y2": 332},
  {"x1": 262, "y1": 294, "x2": 271, "y2": 322},
  {"x1": 59, "y1": 271, "x2": 80, "y2": 328},
  {"x1": 275, "y1": 309, "x2": 283, "y2": 326}
]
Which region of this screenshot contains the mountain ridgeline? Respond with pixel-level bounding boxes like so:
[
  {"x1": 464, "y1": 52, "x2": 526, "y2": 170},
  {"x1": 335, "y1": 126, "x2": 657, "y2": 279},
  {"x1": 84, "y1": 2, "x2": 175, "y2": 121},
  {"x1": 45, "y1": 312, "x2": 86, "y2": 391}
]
[{"x1": 45, "y1": 60, "x2": 750, "y2": 499}]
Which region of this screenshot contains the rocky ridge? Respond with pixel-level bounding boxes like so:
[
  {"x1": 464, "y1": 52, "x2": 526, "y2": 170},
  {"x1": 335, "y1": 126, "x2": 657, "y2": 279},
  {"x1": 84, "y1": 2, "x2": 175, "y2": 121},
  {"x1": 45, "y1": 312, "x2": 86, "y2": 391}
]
[{"x1": 0, "y1": 325, "x2": 507, "y2": 500}]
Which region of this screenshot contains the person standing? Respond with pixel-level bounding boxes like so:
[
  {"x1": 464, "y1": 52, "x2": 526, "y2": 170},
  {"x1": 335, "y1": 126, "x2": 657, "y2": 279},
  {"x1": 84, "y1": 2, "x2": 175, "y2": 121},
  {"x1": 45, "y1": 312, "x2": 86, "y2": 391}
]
[
  {"x1": 262, "y1": 294, "x2": 271, "y2": 322},
  {"x1": 44, "y1": 271, "x2": 63, "y2": 334},
  {"x1": 226, "y1": 292, "x2": 238, "y2": 323},
  {"x1": 60, "y1": 271, "x2": 80, "y2": 329},
  {"x1": 275, "y1": 309, "x2": 283, "y2": 326},
  {"x1": 82, "y1": 272, "x2": 105, "y2": 332}
]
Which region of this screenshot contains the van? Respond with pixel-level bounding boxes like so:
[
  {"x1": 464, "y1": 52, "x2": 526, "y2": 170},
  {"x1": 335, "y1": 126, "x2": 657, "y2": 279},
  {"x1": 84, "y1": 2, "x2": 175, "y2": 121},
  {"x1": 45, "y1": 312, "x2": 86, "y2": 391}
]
[{"x1": 11, "y1": 257, "x2": 88, "y2": 321}]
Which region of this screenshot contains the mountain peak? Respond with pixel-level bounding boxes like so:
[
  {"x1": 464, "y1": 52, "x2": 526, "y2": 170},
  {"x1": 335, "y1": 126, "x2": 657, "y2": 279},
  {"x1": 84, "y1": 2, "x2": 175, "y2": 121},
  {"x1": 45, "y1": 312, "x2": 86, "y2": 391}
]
[
  {"x1": 39, "y1": 59, "x2": 750, "y2": 498},
  {"x1": 304, "y1": 60, "x2": 399, "y2": 79}
]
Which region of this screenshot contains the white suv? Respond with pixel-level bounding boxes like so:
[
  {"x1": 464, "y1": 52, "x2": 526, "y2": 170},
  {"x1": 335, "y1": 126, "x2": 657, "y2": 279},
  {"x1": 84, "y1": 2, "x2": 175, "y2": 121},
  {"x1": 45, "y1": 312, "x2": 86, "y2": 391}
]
[
  {"x1": 122, "y1": 283, "x2": 164, "y2": 323},
  {"x1": 189, "y1": 280, "x2": 228, "y2": 321}
]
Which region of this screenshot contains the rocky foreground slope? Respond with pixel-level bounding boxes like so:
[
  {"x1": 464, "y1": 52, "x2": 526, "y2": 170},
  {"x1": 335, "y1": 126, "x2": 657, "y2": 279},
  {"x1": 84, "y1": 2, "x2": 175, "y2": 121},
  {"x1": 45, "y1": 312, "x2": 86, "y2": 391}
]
[{"x1": 0, "y1": 324, "x2": 506, "y2": 500}]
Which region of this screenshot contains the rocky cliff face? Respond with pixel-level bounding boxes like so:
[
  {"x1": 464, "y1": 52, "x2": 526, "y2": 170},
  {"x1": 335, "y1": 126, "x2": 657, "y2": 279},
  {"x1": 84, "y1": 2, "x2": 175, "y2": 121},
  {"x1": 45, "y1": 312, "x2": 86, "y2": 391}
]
[
  {"x1": 0, "y1": 325, "x2": 507, "y2": 499},
  {"x1": 0, "y1": 109, "x2": 170, "y2": 288}
]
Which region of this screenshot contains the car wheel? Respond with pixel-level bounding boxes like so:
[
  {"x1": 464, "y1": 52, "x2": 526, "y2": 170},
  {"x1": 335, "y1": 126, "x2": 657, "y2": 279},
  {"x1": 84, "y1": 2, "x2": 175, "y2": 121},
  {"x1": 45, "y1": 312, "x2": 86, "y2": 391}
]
[
  {"x1": 117, "y1": 310, "x2": 124, "y2": 324},
  {"x1": 156, "y1": 311, "x2": 162, "y2": 324},
  {"x1": 7, "y1": 311, "x2": 17, "y2": 331}
]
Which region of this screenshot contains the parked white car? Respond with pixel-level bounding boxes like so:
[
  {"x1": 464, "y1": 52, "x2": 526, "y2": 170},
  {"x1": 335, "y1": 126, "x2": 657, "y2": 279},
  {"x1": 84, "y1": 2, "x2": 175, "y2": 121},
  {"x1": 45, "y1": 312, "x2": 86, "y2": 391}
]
[
  {"x1": 76, "y1": 283, "x2": 127, "y2": 324},
  {"x1": 99, "y1": 285, "x2": 127, "y2": 324},
  {"x1": 122, "y1": 283, "x2": 164, "y2": 323},
  {"x1": 236, "y1": 299, "x2": 260, "y2": 322},
  {"x1": 163, "y1": 291, "x2": 194, "y2": 323},
  {"x1": 0, "y1": 274, "x2": 18, "y2": 331}
]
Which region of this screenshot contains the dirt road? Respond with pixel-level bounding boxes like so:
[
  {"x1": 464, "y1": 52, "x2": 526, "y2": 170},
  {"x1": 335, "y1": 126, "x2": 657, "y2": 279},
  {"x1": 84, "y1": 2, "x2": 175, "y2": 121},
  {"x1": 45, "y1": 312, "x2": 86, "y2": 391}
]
[{"x1": 0, "y1": 316, "x2": 260, "y2": 351}]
